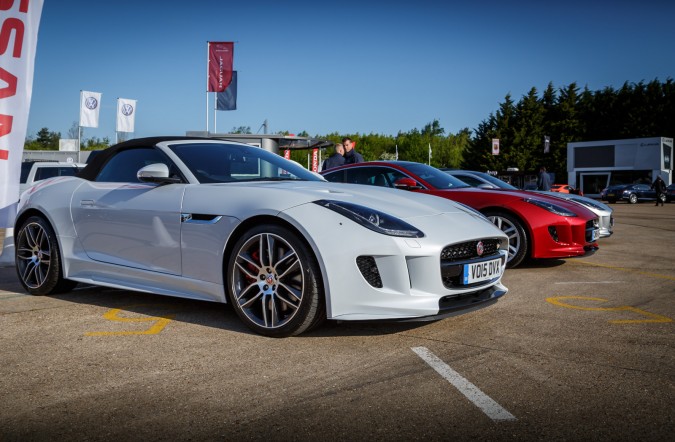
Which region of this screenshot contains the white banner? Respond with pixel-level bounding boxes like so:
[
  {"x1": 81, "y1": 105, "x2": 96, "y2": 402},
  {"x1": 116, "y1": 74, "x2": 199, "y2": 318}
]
[
  {"x1": 0, "y1": 0, "x2": 44, "y2": 235},
  {"x1": 116, "y1": 98, "x2": 136, "y2": 133},
  {"x1": 79, "y1": 90, "x2": 101, "y2": 128},
  {"x1": 492, "y1": 139, "x2": 500, "y2": 155}
]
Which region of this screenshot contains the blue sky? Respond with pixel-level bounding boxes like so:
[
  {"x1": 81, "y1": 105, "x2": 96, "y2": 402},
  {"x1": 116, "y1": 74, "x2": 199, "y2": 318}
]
[{"x1": 26, "y1": 0, "x2": 675, "y2": 141}]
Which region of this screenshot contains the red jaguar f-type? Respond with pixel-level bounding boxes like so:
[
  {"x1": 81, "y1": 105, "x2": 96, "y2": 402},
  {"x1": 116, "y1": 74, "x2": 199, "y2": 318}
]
[{"x1": 321, "y1": 161, "x2": 599, "y2": 268}]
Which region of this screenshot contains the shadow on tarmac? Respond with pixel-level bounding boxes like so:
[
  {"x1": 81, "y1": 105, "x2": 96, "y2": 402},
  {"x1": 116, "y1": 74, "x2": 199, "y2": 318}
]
[{"x1": 1, "y1": 266, "x2": 428, "y2": 338}]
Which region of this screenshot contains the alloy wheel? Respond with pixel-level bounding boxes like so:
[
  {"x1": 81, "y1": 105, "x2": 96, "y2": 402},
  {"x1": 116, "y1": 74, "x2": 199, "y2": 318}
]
[
  {"x1": 231, "y1": 232, "x2": 304, "y2": 330},
  {"x1": 16, "y1": 221, "x2": 51, "y2": 289},
  {"x1": 488, "y1": 215, "x2": 521, "y2": 264}
]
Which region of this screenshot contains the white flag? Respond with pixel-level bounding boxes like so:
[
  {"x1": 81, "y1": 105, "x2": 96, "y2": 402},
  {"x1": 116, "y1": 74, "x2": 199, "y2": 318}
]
[
  {"x1": 116, "y1": 98, "x2": 136, "y2": 132},
  {"x1": 80, "y1": 90, "x2": 101, "y2": 128},
  {"x1": 0, "y1": 0, "x2": 44, "y2": 234}
]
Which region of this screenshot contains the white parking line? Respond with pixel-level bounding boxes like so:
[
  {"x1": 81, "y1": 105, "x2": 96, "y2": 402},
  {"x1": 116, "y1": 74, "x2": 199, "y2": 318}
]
[
  {"x1": 412, "y1": 346, "x2": 516, "y2": 422},
  {"x1": 554, "y1": 281, "x2": 624, "y2": 284}
]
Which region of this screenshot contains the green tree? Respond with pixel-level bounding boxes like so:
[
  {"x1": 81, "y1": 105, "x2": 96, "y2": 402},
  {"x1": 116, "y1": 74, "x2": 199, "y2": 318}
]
[
  {"x1": 35, "y1": 127, "x2": 60, "y2": 150},
  {"x1": 231, "y1": 126, "x2": 252, "y2": 134}
]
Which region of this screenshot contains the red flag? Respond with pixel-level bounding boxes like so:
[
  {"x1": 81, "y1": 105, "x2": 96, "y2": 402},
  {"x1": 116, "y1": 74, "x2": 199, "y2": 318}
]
[{"x1": 208, "y1": 42, "x2": 234, "y2": 92}]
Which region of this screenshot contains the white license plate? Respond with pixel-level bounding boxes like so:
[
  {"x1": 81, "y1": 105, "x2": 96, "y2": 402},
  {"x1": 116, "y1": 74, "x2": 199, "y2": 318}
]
[
  {"x1": 591, "y1": 228, "x2": 599, "y2": 242},
  {"x1": 463, "y1": 258, "x2": 502, "y2": 285}
]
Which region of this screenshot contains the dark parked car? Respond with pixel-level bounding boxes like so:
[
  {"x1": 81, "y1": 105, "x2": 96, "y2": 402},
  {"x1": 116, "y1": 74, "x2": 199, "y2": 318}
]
[
  {"x1": 666, "y1": 184, "x2": 675, "y2": 203},
  {"x1": 601, "y1": 183, "x2": 664, "y2": 204}
]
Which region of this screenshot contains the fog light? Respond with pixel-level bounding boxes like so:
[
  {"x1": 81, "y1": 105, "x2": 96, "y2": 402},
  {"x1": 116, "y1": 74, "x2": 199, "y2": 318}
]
[{"x1": 548, "y1": 226, "x2": 559, "y2": 242}]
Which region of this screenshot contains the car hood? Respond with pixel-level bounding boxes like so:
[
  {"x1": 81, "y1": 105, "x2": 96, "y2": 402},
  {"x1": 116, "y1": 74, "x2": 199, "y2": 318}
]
[
  {"x1": 431, "y1": 187, "x2": 598, "y2": 219},
  {"x1": 183, "y1": 181, "x2": 473, "y2": 220},
  {"x1": 532, "y1": 191, "x2": 613, "y2": 213}
]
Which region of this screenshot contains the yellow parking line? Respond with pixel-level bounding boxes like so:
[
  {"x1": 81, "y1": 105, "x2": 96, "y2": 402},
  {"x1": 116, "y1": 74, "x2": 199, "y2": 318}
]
[
  {"x1": 546, "y1": 296, "x2": 672, "y2": 324},
  {"x1": 565, "y1": 260, "x2": 675, "y2": 282},
  {"x1": 85, "y1": 304, "x2": 176, "y2": 336}
]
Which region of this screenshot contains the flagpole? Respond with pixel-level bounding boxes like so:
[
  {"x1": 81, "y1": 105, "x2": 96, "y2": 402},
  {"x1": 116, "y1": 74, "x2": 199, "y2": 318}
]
[
  {"x1": 115, "y1": 98, "x2": 118, "y2": 144},
  {"x1": 78, "y1": 90, "x2": 82, "y2": 157},
  {"x1": 214, "y1": 95, "x2": 218, "y2": 134}
]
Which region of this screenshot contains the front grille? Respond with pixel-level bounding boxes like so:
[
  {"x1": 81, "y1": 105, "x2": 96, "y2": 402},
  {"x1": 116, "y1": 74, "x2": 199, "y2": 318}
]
[
  {"x1": 356, "y1": 256, "x2": 383, "y2": 288},
  {"x1": 585, "y1": 218, "x2": 599, "y2": 242},
  {"x1": 440, "y1": 238, "x2": 503, "y2": 289},
  {"x1": 441, "y1": 238, "x2": 501, "y2": 262}
]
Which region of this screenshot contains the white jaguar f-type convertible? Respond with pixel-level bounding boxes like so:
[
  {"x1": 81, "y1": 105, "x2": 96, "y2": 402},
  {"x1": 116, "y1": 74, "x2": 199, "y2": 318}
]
[{"x1": 15, "y1": 137, "x2": 509, "y2": 337}]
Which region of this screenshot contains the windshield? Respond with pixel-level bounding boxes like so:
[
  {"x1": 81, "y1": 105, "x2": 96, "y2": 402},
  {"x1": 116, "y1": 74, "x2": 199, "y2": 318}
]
[
  {"x1": 471, "y1": 171, "x2": 518, "y2": 190},
  {"x1": 168, "y1": 142, "x2": 322, "y2": 184},
  {"x1": 404, "y1": 163, "x2": 470, "y2": 189}
]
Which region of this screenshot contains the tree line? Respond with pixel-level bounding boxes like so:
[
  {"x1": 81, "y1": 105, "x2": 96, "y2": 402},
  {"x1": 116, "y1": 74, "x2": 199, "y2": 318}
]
[
  {"x1": 24, "y1": 122, "x2": 110, "y2": 151},
  {"x1": 291, "y1": 78, "x2": 674, "y2": 179},
  {"x1": 26, "y1": 78, "x2": 674, "y2": 180}
]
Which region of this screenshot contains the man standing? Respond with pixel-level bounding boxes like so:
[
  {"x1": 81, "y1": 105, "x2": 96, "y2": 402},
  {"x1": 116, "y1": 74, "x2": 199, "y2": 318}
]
[
  {"x1": 537, "y1": 166, "x2": 552, "y2": 191},
  {"x1": 342, "y1": 137, "x2": 364, "y2": 164},
  {"x1": 651, "y1": 175, "x2": 666, "y2": 206},
  {"x1": 321, "y1": 143, "x2": 345, "y2": 171}
]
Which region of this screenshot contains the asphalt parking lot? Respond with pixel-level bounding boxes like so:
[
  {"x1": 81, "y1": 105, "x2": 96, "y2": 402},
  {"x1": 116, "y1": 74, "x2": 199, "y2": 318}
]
[{"x1": 1, "y1": 203, "x2": 673, "y2": 441}]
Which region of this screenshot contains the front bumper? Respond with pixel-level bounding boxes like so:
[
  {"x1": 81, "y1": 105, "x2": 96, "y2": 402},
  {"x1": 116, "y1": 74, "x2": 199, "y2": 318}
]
[
  {"x1": 397, "y1": 285, "x2": 508, "y2": 322},
  {"x1": 281, "y1": 205, "x2": 510, "y2": 321},
  {"x1": 532, "y1": 216, "x2": 599, "y2": 259}
]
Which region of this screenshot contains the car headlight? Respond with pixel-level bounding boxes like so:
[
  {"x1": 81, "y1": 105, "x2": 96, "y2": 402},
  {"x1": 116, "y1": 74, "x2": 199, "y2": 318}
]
[
  {"x1": 313, "y1": 200, "x2": 424, "y2": 238},
  {"x1": 523, "y1": 198, "x2": 577, "y2": 217}
]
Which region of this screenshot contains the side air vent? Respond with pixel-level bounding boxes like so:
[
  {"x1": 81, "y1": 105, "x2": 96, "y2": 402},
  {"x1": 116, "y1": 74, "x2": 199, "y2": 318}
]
[{"x1": 356, "y1": 256, "x2": 383, "y2": 288}]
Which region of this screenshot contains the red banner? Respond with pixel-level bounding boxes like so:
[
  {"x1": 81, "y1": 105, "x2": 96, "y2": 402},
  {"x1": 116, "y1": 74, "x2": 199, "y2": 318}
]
[
  {"x1": 311, "y1": 148, "x2": 319, "y2": 172},
  {"x1": 208, "y1": 42, "x2": 233, "y2": 92}
]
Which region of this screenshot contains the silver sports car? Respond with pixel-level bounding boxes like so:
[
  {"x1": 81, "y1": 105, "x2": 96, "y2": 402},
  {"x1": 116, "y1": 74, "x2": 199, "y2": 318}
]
[{"x1": 15, "y1": 137, "x2": 508, "y2": 337}]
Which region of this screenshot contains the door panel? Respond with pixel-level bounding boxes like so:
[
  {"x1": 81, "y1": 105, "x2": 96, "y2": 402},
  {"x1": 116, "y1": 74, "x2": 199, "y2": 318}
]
[{"x1": 71, "y1": 181, "x2": 184, "y2": 275}]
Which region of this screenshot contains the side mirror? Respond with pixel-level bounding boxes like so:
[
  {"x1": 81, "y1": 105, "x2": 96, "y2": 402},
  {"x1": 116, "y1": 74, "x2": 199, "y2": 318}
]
[
  {"x1": 137, "y1": 163, "x2": 181, "y2": 184},
  {"x1": 393, "y1": 177, "x2": 422, "y2": 190},
  {"x1": 477, "y1": 183, "x2": 495, "y2": 189}
]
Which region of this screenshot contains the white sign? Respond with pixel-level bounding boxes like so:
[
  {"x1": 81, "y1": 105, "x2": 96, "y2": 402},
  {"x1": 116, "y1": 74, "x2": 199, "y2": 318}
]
[
  {"x1": 0, "y1": 0, "x2": 44, "y2": 237},
  {"x1": 492, "y1": 139, "x2": 500, "y2": 155},
  {"x1": 59, "y1": 139, "x2": 78, "y2": 152}
]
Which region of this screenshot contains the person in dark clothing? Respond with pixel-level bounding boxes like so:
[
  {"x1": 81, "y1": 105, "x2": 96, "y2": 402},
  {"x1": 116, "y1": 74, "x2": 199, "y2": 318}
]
[
  {"x1": 342, "y1": 137, "x2": 364, "y2": 164},
  {"x1": 651, "y1": 175, "x2": 666, "y2": 206},
  {"x1": 537, "y1": 166, "x2": 552, "y2": 191},
  {"x1": 321, "y1": 143, "x2": 345, "y2": 171}
]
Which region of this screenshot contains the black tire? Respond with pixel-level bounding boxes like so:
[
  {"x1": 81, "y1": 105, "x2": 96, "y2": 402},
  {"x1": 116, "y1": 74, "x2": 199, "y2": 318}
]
[
  {"x1": 628, "y1": 193, "x2": 638, "y2": 204},
  {"x1": 226, "y1": 224, "x2": 325, "y2": 337},
  {"x1": 484, "y1": 211, "x2": 529, "y2": 268},
  {"x1": 15, "y1": 216, "x2": 77, "y2": 295}
]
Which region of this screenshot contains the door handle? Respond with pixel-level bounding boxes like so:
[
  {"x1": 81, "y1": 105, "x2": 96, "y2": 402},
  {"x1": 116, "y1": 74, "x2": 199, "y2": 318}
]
[{"x1": 80, "y1": 200, "x2": 95, "y2": 206}]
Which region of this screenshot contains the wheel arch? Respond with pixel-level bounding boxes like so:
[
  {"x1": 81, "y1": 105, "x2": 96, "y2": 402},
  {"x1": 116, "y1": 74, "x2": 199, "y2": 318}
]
[
  {"x1": 222, "y1": 214, "x2": 326, "y2": 303},
  {"x1": 479, "y1": 206, "x2": 533, "y2": 257},
  {"x1": 14, "y1": 208, "x2": 50, "y2": 232}
]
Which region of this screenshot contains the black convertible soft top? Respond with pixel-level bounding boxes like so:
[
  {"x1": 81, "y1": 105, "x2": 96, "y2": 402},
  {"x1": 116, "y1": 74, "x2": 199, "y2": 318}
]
[
  {"x1": 76, "y1": 136, "x2": 215, "y2": 181},
  {"x1": 77, "y1": 136, "x2": 334, "y2": 181}
]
